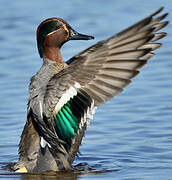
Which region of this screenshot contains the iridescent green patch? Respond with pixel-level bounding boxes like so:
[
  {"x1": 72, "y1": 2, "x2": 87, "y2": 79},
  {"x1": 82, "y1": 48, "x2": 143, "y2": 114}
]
[{"x1": 54, "y1": 99, "x2": 79, "y2": 147}]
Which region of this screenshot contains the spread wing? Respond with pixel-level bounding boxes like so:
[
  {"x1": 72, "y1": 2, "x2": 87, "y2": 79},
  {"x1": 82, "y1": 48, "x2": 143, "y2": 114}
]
[
  {"x1": 37, "y1": 7, "x2": 168, "y2": 161},
  {"x1": 65, "y1": 7, "x2": 168, "y2": 106}
]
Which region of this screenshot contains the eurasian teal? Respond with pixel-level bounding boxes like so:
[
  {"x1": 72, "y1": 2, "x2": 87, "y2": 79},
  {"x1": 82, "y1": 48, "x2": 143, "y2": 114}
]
[{"x1": 12, "y1": 7, "x2": 168, "y2": 173}]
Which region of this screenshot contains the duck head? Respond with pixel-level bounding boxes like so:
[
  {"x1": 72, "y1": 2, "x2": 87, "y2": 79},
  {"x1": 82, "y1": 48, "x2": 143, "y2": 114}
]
[{"x1": 36, "y1": 18, "x2": 94, "y2": 62}]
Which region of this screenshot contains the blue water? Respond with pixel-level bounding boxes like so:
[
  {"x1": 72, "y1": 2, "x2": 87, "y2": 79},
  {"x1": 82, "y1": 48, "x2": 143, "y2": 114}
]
[{"x1": 0, "y1": 0, "x2": 172, "y2": 179}]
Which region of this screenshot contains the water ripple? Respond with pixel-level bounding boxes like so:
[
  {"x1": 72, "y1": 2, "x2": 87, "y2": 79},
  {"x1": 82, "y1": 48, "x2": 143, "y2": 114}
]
[{"x1": 0, "y1": 0, "x2": 172, "y2": 180}]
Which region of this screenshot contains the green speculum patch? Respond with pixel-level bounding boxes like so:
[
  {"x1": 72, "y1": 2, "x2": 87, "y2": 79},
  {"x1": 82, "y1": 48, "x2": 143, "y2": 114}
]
[{"x1": 54, "y1": 99, "x2": 79, "y2": 148}]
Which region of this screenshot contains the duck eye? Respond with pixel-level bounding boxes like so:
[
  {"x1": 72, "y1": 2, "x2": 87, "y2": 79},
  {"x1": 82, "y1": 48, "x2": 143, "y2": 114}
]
[
  {"x1": 54, "y1": 23, "x2": 62, "y2": 30},
  {"x1": 54, "y1": 25, "x2": 59, "y2": 30},
  {"x1": 54, "y1": 21, "x2": 62, "y2": 30}
]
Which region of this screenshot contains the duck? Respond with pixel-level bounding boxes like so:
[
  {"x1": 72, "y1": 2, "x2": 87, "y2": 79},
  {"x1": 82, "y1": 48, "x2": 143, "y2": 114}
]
[{"x1": 11, "y1": 7, "x2": 168, "y2": 173}]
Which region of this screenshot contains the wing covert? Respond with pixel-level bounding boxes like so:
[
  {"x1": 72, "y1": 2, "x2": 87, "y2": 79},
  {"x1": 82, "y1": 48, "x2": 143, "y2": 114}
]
[
  {"x1": 38, "y1": 7, "x2": 168, "y2": 156},
  {"x1": 65, "y1": 7, "x2": 168, "y2": 106}
]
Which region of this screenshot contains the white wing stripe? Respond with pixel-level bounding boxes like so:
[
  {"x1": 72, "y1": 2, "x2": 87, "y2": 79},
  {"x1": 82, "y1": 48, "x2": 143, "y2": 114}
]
[{"x1": 53, "y1": 82, "x2": 81, "y2": 114}]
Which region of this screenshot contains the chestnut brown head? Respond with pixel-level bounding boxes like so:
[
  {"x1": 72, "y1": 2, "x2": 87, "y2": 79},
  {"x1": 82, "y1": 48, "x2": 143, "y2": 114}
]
[{"x1": 36, "y1": 18, "x2": 94, "y2": 58}]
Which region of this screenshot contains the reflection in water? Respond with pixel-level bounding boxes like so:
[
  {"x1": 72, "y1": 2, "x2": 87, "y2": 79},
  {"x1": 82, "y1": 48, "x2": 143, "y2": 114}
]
[
  {"x1": 1, "y1": 162, "x2": 119, "y2": 180},
  {"x1": 16, "y1": 172, "x2": 78, "y2": 180},
  {"x1": 0, "y1": 172, "x2": 78, "y2": 180}
]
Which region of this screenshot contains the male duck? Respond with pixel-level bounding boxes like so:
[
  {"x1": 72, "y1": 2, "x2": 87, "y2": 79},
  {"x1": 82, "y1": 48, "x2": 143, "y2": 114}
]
[{"x1": 12, "y1": 7, "x2": 168, "y2": 173}]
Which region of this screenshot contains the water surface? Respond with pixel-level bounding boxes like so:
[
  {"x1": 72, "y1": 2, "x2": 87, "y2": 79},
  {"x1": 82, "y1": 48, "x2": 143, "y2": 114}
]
[{"x1": 0, "y1": 0, "x2": 172, "y2": 179}]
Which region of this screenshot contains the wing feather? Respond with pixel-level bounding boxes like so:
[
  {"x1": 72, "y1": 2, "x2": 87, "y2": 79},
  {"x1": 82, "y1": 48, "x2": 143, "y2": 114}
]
[
  {"x1": 38, "y1": 8, "x2": 168, "y2": 156},
  {"x1": 65, "y1": 8, "x2": 168, "y2": 106}
]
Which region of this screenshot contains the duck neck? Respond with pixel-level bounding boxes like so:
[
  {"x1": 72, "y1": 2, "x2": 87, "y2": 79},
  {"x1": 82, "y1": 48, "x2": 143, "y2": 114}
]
[{"x1": 44, "y1": 46, "x2": 63, "y2": 62}]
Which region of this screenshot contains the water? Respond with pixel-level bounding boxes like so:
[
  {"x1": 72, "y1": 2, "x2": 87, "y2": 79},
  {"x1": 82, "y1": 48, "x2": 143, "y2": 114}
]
[{"x1": 0, "y1": 0, "x2": 172, "y2": 179}]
